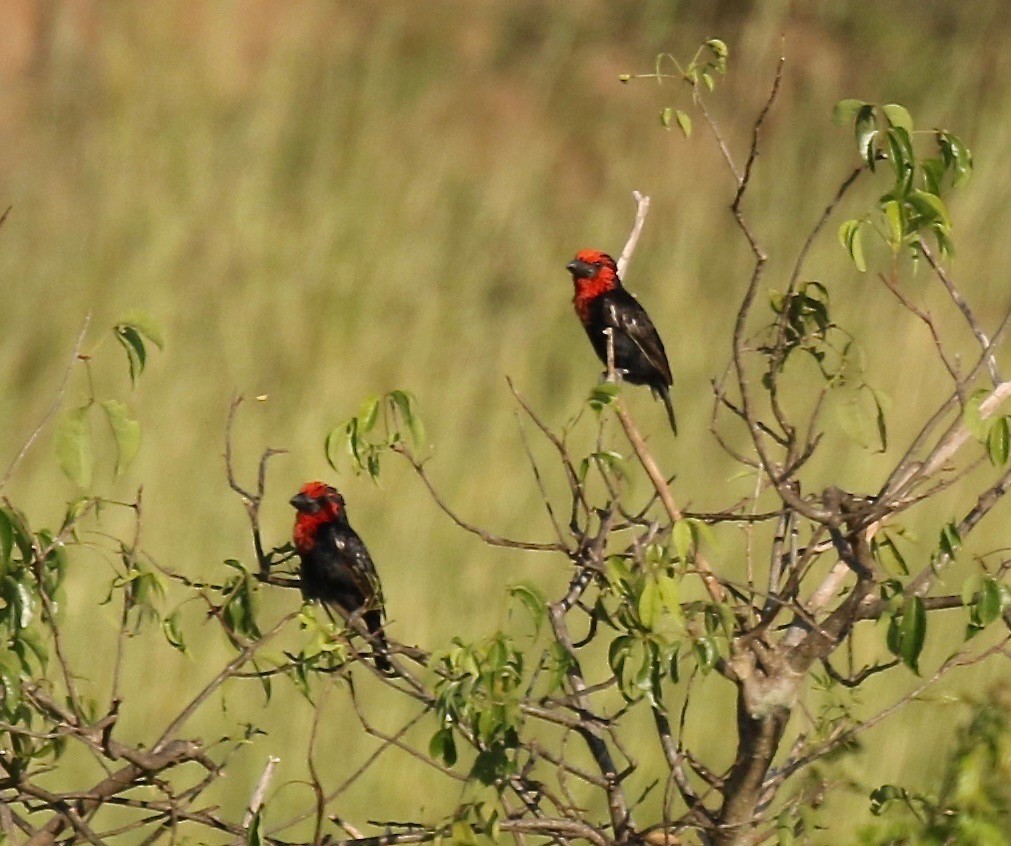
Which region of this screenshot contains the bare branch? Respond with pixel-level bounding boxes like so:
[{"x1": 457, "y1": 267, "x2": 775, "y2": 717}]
[
  {"x1": 617, "y1": 191, "x2": 651, "y2": 278},
  {"x1": 243, "y1": 755, "x2": 280, "y2": 828},
  {"x1": 921, "y1": 242, "x2": 1003, "y2": 385}
]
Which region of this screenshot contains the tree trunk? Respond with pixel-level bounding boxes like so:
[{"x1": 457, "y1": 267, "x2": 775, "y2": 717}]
[{"x1": 714, "y1": 694, "x2": 789, "y2": 846}]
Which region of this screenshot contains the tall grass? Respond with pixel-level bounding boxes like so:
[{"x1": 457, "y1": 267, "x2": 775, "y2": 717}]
[{"x1": 2, "y1": 0, "x2": 1010, "y2": 834}]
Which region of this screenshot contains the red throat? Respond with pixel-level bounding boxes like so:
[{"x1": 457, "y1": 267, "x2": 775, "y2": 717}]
[
  {"x1": 292, "y1": 482, "x2": 343, "y2": 553},
  {"x1": 573, "y1": 269, "x2": 618, "y2": 324},
  {"x1": 294, "y1": 508, "x2": 336, "y2": 553}
]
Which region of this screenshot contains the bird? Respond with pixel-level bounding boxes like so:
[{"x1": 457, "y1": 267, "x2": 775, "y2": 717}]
[
  {"x1": 290, "y1": 481, "x2": 392, "y2": 672},
  {"x1": 566, "y1": 249, "x2": 678, "y2": 435}
]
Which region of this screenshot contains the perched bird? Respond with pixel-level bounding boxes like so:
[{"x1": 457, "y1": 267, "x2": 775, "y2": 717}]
[
  {"x1": 290, "y1": 481, "x2": 391, "y2": 672},
  {"x1": 566, "y1": 249, "x2": 678, "y2": 435}
]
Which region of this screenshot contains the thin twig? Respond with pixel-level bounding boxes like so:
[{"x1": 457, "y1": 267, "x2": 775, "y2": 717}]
[
  {"x1": 921, "y1": 242, "x2": 1003, "y2": 385},
  {"x1": 1, "y1": 314, "x2": 91, "y2": 490},
  {"x1": 243, "y1": 756, "x2": 280, "y2": 827},
  {"x1": 617, "y1": 191, "x2": 651, "y2": 279}
]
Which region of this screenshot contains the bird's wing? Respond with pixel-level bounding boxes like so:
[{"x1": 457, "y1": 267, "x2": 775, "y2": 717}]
[
  {"x1": 604, "y1": 293, "x2": 673, "y2": 385},
  {"x1": 313, "y1": 524, "x2": 386, "y2": 617},
  {"x1": 335, "y1": 529, "x2": 386, "y2": 615}
]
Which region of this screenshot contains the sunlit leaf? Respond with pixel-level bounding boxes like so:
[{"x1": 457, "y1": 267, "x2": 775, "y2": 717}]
[
  {"x1": 899, "y1": 596, "x2": 926, "y2": 674},
  {"x1": 881, "y1": 103, "x2": 913, "y2": 134},
  {"x1": 114, "y1": 325, "x2": 147, "y2": 384},
  {"x1": 832, "y1": 98, "x2": 866, "y2": 127},
  {"x1": 963, "y1": 389, "x2": 990, "y2": 442},
  {"x1": 508, "y1": 582, "x2": 546, "y2": 633},
  {"x1": 675, "y1": 109, "x2": 692, "y2": 138},
  {"x1": 838, "y1": 219, "x2": 866, "y2": 271},
  {"x1": 56, "y1": 405, "x2": 93, "y2": 488},
  {"x1": 117, "y1": 311, "x2": 165, "y2": 350},
  {"x1": 101, "y1": 399, "x2": 141, "y2": 476},
  {"x1": 854, "y1": 104, "x2": 878, "y2": 168},
  {"x1": 986, "y1": 416, "x2": 1010, "y2": 465},
  {"x1": 939, "y1": 522, "x2": 961, "y2": 559},
  {"x1": 672, "y1": 519, "x2": 694, "y2": 562},
  {"x1": 357, "y1": 395, "x2": 380, "y2": 433},
  {"x1": 589, "y1": 381, "x2": 620, "y2": 411},
  {"x1": 638, "y1": 578, "x2": 661, "y2": 630},
  {"x1": 0, "y1": 508, "x2": 12, "y2": 573},
  {"x1": 908, "y1": 190, "x2": 950, "y2": 226},
  {"x1": 883, "y1": 200, "x2": 904, "y2": 248}
]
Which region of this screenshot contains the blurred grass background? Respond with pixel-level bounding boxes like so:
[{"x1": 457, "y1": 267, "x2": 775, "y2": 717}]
[{"x1": 3, "y1": 0, "x2": 1011, "y2": 839}]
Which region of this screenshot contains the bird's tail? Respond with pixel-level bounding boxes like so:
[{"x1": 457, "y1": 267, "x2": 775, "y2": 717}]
[
  {"x1": 657, "y1": 386, "x2": 678, "y2": 437},
  {"x1": 365, "y1": 610, "x2": 394, "y2": 674},
  {"x1": 372, "y1": 632, "x2": 393, "y2": 674}
]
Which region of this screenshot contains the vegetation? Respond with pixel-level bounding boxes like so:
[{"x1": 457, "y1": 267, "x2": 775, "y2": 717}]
[{"x1": 2, "y1": 4, "x2": 1011, "y2": 844}]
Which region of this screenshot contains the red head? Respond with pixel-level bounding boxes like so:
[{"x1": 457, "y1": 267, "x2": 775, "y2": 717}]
[
  {"x1": 566, "y1": 249, "x2": 620, "y2": 321},
  {"x1": 290, "y1": 481, "x2": 346, "y2": 552}
]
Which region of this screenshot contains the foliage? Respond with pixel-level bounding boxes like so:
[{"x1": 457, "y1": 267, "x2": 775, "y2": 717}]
[
  {"x1": 860, "y1": 685, "x2": 1011, "y2": 846},
  {"x1": 3, "y1": 33, "x2": 1011, "y2": 846}
]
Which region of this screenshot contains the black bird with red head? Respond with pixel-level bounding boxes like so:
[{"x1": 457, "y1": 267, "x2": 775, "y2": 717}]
[
  {"x1": 290, "y1": 481, "x2": 391, "y2": 672},
  {"x1": 566, "y1": 249, "x2": 678, "y2": 435}
]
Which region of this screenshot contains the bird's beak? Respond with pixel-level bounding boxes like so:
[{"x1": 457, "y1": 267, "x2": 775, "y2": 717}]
[
  {"x1": 289, "y1": 492, "x2": 316, "y2": 512},
  {"x1": 566, "y1": 259, "x2": 595, "y2": 278}
]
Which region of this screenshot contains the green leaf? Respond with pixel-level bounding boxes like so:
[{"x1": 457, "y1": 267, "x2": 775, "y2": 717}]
[
  {"x1": 608, "y1": 634, "x2": 634, "y2": 679},
  {"x1": 100, "y1": 399, "x2": 141, "y2": 476},
  {"x1": 589, "y1": 381, "x2": 620, "y2": 411},
  {"x1": 693, "y1": 636, "x2": 718, "y2": 673},
  {"x1": 869, "y1": 385, "x2": 890, "y2": 452},
  {"x1": 832, "y1": 98, "x2": 866, "y2": 127},
  {"x1": 705, "y1": 38, "x2": 728, "y2": 61},
  {"x1": 976, "y1": 577, "x2": 1004, "y2": 627},
  {"x1": 885, "y1": 128, "x2": 915, "y2": 193},
  {"x1": 869, "y1": 784, "x2": 904, "y2": 816},
  {"x1": 114, "y1": 325, "x2": 147, "y2": 384},
  {"x1": 162, "y1": 611, "x2": 187, "y2": 653},
  {"x1": 675, "y1": 109, "x2": 692, "y2": 138},
  {"x1": 357, "y1": 396, "x2": 380, "y2": 433},
  {"x1": 964, "y1": 389, "x2": 991, "y2": 441},
  {"x1": 908, "y1": 190, "x2": 950, "y2": 226},
  {"x1": 429, "y1": 727, "x2": 457, "y2": 766},
  {"x1": 838, "y1": 219, "x2": 867, "y2": 272},
  {"x1": 672, "y1": 519, "x2": 694, "y2": 561},
  {"x1": 0, "y1": 508, "x2": 13, "y2": 573},
  {"x1": 656, "y1": 574, "x2": 681, "y2": 617},
  {"x1": 117, "y1": 311, "x2": 165, "y2": 350},
  {"x1": 688, "y1": 518, "x2": 718, "y2": 551},
  {"x1": 883, "y1": 200, "x2": 904, "y2": 248},
  {"x1": 324, "y1": 425, "x2": 344, "y2": 474},
  {"x1": 874, "y1": 534, "x2": 908, "y2": 576},
  {"x1": 2, "y1": 576, "x2": 35, "y2": 629},
  {"x1": 921, "y1": 157, "x2": 945, "y2": 196},
  {"x1": 659, "y1": 106, "x2": 673, "y2": 130},
  {"x1": 451, "y1": 821, "x2": 478, "y2": 846},
  {"x1": 605, "y1": 555, "x2": 632, "y2": 589},
  {"x1": 56, "y1": 405, "x2": 93, "y2": 488},
  {"x1": 638, "y1": 578, "x2": 661, "y2": 630},
  {"x1": 19, "y1": 626, "x2": 48, "y2": 669},
  {"x1": 854, "y1": 104, "x2": 878, "y2": 167},
  {"x1": 508, "y1": 582, "x2": 546, "y2": 633},
  {"x1": 881, "y1": 103, "x2": 913, "y2": 134},
  {"x1": 939, "y1": 522, "x2": 961, "y2": 559},
  {"x1": 389, "y1": 390, "x2": 425, "y2": 447},
  {"x1": 986, "y1": 416, "x2": 1010, "y2": 465},
  {"x1": 899, "y1": 596, "x2": 926, "y2": 674}
]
